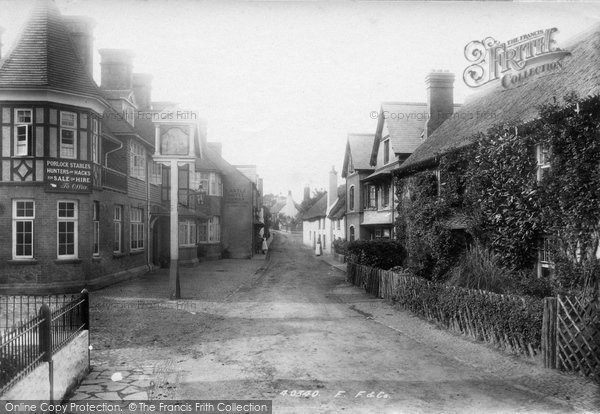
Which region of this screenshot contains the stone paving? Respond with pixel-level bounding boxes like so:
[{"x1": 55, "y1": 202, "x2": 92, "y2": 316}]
[{"x1": 69, "y1": 360, "x2": 183, "y2": 401}]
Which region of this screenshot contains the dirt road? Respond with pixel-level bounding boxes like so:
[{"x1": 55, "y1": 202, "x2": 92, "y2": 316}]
[{"x1": 75, "y1": 231, "x2": 600, "y2": 413}]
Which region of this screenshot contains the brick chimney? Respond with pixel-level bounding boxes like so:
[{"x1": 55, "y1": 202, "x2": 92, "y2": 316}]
[
  {"x1": 63, "y1": 16, "x2": 96, "y2": 77},
  {"x1": 328, "y1": 166, "x2": 338, "y2": 210},
  {"x1": 425, "y1": 71, "x2": 455, "y2": 139},
  {"x1": 99, "y1": 49, "x2": 134, "y2": 90},
  {"x1": 133, "y1": 73, "x2": 153, "y2": 110},
  {"x1": 0, "y1": 27, "x2": 4, "y2": 60},
  {"x1": 303, "y1": 185, "x2": 310, "y2": 202}
]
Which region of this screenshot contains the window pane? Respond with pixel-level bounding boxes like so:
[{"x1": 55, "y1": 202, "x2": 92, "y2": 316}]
[
  {"x1": 61, "y1": 112, "x2": 76, "y2": 127},
  {"x1": 17, "y1": 110, "x2": 32, "y2": 123}
]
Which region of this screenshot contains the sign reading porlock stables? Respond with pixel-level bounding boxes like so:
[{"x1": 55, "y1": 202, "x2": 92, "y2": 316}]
[{"x1": 44, "y1": 158, "x2": 93, "y2": 193}]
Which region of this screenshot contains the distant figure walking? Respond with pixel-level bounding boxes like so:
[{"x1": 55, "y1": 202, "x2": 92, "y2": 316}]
[
  {"x1": 262, "y1": 237, "x2": 269, "y2": 254},
  {"x1": 315, "y1": 240, "x2": 322, "y2": 256}
]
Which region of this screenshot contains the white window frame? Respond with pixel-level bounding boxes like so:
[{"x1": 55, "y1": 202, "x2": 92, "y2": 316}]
[
  {"x1": 383, "y1": 139, "x2": 390, "y2": 164},
  {"x1": 538, "y1": 236, "x2": 555, "y2": 277},
  {"x1": 114, "y1": 205, "x2": 123, "y2": 253},
  {"x1": 59, "y1": 111, "x2": 77, "y2": 159},
  {"x1": 349, "y1": 186, "x2": 355, "y2": 211},
  {"x1": 57, "y1": 200, "x2": 78, "y2": 259},
  {"x1": 91, "y1": 118, "x2": 100, "y2": 164},
  {"x1": 381, "y1": 184, "x2": 390, "y2": 208},
  {"x1": 536, "y1": 143, "x2": 551, "y2": 181},
  {"x1": 15, "y1": 108, "x2": 33, "y2": 157},
  {"x1": 93, "y1": 201, "x2": 100, "y2": 257},
  {"x1": 130, "y1": 207, "x2": 145, "y2": 251},
  {"x1": 150, "y1": 161, "x2": 162, "y2": 185},
  {"x1": 178, "y1": 219, "x2": 198, "y2": 246},
  {"x1": 15, "y1": 109, "x2": 33, "y2": 157},
  {"x1": 207, "y1": 216, "x2": 221, "y2": 243},
  {"x1": 12, "y1": 199, "x2": 35, "y2": 259},
  {"x1": 130, "y1": 141, "x2": 147, "y2": 180}
]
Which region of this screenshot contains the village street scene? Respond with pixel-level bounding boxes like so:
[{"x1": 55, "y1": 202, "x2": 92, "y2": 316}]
[{"x1": 0, "y1": 0, "x2": 599, "y2": 413}]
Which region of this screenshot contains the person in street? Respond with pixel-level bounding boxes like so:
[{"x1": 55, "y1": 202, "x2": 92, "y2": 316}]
[{"x1": 262, "y1": 237, "x2": 269, "y2": 254}]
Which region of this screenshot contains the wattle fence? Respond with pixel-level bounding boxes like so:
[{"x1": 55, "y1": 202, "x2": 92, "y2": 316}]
[
  {"x1": 346, "y1": 262, "x2": 600, "y2": 382},
  {"x1": 347, "y1": 262, "x2": 542, "y2": 357}
]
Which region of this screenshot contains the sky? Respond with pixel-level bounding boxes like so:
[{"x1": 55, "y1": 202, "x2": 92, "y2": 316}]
[{"x1": 1, "y1": 0, "x2": 600, "y2": 200}]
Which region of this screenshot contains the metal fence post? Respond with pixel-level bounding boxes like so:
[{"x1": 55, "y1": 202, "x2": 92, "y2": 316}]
[
  {"x1": 80, "y1": 289, "x2": 89, "y2": 331},
  {"x1": 38, "y1": 304, "x2": 53, "y2": 402},
  {"x1": 541, "y1": 297, "x2": 557, "y2": 369}
]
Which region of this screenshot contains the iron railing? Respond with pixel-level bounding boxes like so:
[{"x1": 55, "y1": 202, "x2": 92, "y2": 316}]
[
  {"x1": 0, "y1": 295, "x2": 78, "y2": 335},
  {"x1": 0, "y1": 314, "x2": 45, "y2": 393},
  {"x1": 0, "y1": 291, "x2": 89, "y2": 394}
]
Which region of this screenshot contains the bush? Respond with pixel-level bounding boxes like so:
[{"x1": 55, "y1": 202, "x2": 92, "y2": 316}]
[
  {"x1": 446, "y1": 243, "x2": 513, "y2": 294},
  {"x1": 508, "y1": 270, "x2": 556, "y2": 298},
  {"x1": 332, "y1": 238, "x2": 349, "y2": 255},
  {"x1": 346, "y1": 240, "x2": 406, "y2": 270}
]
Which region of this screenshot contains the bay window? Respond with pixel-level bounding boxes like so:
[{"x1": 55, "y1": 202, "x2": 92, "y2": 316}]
[
  {"x1": 15, "y1": 109, "x2": 33, "y2": 156},
  {"x1": 60, "y1": 111, "x2": 77, "y2": 159},
  {"x1": 179, "y1": 220, "x2": 197, "y2": 246}
]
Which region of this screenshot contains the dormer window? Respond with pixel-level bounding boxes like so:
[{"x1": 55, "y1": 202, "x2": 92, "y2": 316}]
[
  {"x1": 383, "y1": 139, "x2": 390, "y2": 164},
  {"x1": 15, "y1": 109, "x2": 33, "y2": 156},
  {"x1": 536, "y1": 143, "x2": 550, "y2": 181},
  {"x1": 60, "y1": 111, "x2": 77, "y2": 159}
]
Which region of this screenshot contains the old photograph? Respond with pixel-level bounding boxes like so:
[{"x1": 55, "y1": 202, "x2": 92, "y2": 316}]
[{"x1": 0, "y1": 0, "x2": 599, "y2": 412}]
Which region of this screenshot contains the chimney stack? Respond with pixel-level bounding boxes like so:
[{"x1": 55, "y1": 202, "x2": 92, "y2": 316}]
[
  {"x1": 63, "y1": 16, "x2": 96, "y2": 77},
  {"x1": 133, "y1": 73, "x2": 153, "y2": 110},
  {"x1": 303, "y1": 185, "x2": 310, "y2": 202},
  {"x1": 99, "y1": 49, "x2": 135, "y2": 90},
  {"x1": 328, "y1": 166, "x2": 338, "y2": 209},
  {"x1": 425, "y1": 71, "x2": 455, "y2": 139},
  {"x1": 0, "y1": 27, "x2": 4, "y2": 60}
]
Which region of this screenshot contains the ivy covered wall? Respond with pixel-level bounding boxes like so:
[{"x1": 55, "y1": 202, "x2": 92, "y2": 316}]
[{"x1": 395, "y1": 93, "x2": 600, "y2": 296}]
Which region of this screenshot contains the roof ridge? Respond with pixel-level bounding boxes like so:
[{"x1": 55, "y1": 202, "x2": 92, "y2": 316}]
[
  {"x1": 381, "y1": 101, "x2": 427, "y2": 106},
  {"x1": 0, "y1": 0, "x2": 102, "y2": 99}
]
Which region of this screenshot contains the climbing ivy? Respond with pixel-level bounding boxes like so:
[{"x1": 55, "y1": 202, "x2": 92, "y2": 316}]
[{"x1": 396, "y1": 93, "x2": 600, "y2": 296}]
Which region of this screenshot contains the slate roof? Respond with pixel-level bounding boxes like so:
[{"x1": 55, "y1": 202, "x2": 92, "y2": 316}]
[
  {"x1": 328, "y1": 184, "x2": 346, "y2": 220},
  {"x1": 302, "y1": 192, "x2": 328, "y2": 221},
  {"x1": 0, "y1": 0, "x2": 101, "y2": 98},
  {"x1": 371, "y1": 102, "x2": 427, "y2": 162},
  {"x1": 398, "y1": 23, "x2": 600, "y2": 174},
  {"x1": 341, "y1": 133, "x2": 376, "y2": 178}
]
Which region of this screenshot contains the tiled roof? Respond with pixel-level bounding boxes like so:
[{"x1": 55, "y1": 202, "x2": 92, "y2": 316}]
[
  {"x1": 302, "y1": 192, "x2": 328, "y2": 221},
  {"x1": 378, "y1": 102, "x2": 427, "y2": 157},
  {"x1": 342, "y1": 133, "x2": 376, "y2": 178},
  {"x1": 328, "y1": 185, "x2": 346, "y2": 219},
  {"x1": 0, "y1": 0, "x2": 101, "y2": 98},
  {"x1": 399, "y1": 23, "x2": 600, "y2": 174}
]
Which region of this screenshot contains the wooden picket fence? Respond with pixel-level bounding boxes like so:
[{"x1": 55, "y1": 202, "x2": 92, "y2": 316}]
[{"x1": 555, "y1": 295, "x2": 600, "y2": 382}]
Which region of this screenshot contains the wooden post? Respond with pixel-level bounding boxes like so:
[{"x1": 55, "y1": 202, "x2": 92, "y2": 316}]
[
  {"x1": 169, "y1": 159, "x2": 181, "y2": 300},
  {"x1": 542, "y1": 297, "x2": 557, "y2": 369}
]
